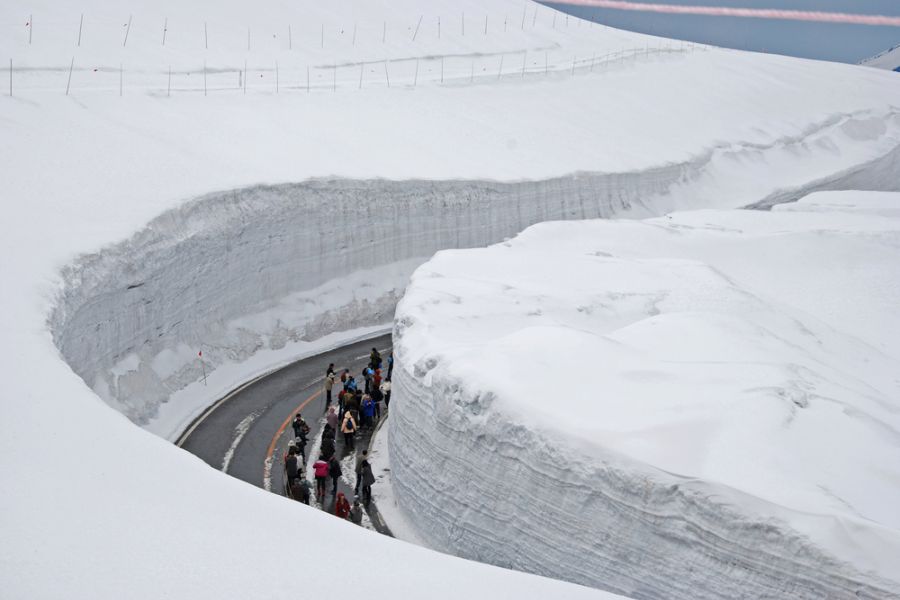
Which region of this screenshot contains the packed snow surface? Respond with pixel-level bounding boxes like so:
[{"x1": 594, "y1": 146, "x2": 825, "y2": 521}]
[
  {"x1": 390, "y1": 191, "x2": 900, "y2": 599},
  {"x1": 3, "y1": 0, "x2": 900, "y2": 596}
]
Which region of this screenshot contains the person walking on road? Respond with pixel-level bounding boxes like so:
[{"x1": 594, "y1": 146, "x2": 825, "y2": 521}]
[
  {"x1": 360, "y1": 456, "x2": 376, "y2": 507},
  {"x1": 324, "y1": 370, "x2": 335, "y2": 409},
  {"x1": 370, "y1": 347, "x2": 382, "y2": 370},
  {"x1": 341, "y1": 410, "x2": 358, "y2": 451},
  {"x1": 335, "y1": 492, "x2": 351, "y2": 520},
  {"x1": 349, "y1": 498, "x2": 363, "y2": 525},
  {"x1": 290, "y1": 476, "x2": 311, "y2": 505},
  {"x1": 328, "y1": 454, "x2": 342, "y2": 496},
  {"x1": 326, "y1": 405, "x2": 339, "y2": 431},
  {"x1": 285, "y1": 445, "x2": 300, "y2": 482},
  {"x1": 313, "y1": 455, "x2": 329, "y2": 501},
  {"x1": 361, "y1": 394, "x2": 375, "y2": 429},
  {"x1": 292, "y1": 413, "x2": 310, "y2": 442},
  {"x1": 354, "y1": 449, "x2": 369, "y2": 495},
  {"x1": 380, "y1": 379, "x2": 392, "y2": 411}
]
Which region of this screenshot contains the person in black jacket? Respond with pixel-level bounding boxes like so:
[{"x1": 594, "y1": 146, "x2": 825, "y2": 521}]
[{"x1": 328, "y1": 454, "x2": 342, "y2": 496}]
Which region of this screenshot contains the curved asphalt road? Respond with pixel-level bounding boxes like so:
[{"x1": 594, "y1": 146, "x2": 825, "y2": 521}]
[{"x1": 177, "y1": 333, "x2": 393, "y2": 534}]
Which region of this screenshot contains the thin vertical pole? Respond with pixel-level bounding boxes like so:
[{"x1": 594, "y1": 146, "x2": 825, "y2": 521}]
[
  {"x1": 438, "y1": 17, "x2": 441, "y2": 39},
  {"x1": 590, "y1": 52, "x2": 596, "y2": 71},
  {"x1": 123, "y1": 14, "x2": 132, "y2": 47},
  {"x1": 497, "y1": 55, "x2": 503, "y2": 79},
  {"x1": 545, "y1": 51, "x2": 548, "y2": 75},
  {"x1": 384, "y1": 60, "x2": 390, "y2": 88},
  {"x1": 461, "y1": 12, "x2": 465, "y2": 36},
  {"x1": 243, "y1": 59, "x2": 247, "y2": 94},
  {"x1": 77, "y1": 13, "x2": 83, "y2": 47},
  {"x1": 275, "y1": 61, "x2": 279, "y2": 93},
  {"x1": 382, "y1": 21, "x2": 386, "y2": 43},
  {"x1": 521, "y1": 7, "x2": 526, "y2": 29},
  {"x1": 470, "y1": 58, "x2": 474, "y2": 83},
  {"x1": 504, "y1": 16, "x2": 508, "y2": 32},
  {"x1": 321, "y1": 24, "x2": 324, "y2": 48},
  {"x1": 119, "y1": 63, "x2": 123, "y2": 96},
  {"x1": 29, "y1": 15, "x2": 33, "y2": 45},
  {"x1": 359, "y1": 62, "x2": 364, "y2": 89},
  {"x1": 247, "y1": 27, "x2": 250, "y2": 51},
  {"x1": 522, "y1": 51, "x2": 527, "y2": 78},
  {"x1": 204, "y1": 22, "x2": 208, "y2": 49},
  {"x1": 332, "y1": 62, "x2": 336, "y2": 92},
  {"x1": 532, "y1": 8, "x2": 538, "y2": 27},
  {"x1": 306, "y1": 65, "x2": 310, "y2": 93},
  {"x1": 412, "y1": 15, "x2": 422, "y2": 41},
  {"x1": 571, "y1": 56, "x2": 576, "y2": 75},
  {"x1": 441, "y1": 56, "x2": 444, "y2": 83},
  {"x1": 203, "y1": 61, "x2": 207, "y2": 96},
  {"x1": 485, "y1": 15, "x2": 489, "y2": 35},
  {"x1": 65, "y1": 56, "x2": 74, "y2": 95},
  {"x1": 9, "y1": 59, "x2": 12, "y2": 97},
  {"x1": 162, "y1": 17, "x2": 167, "y2": 46},
  {"x1": 167, "y1": 65, "x2": 171, "y2": 96},
  {"x1": 552, "y1": 13, "x2": 556, "y2": 29},
  {"x1": 413, "y1": 59, "x2": 419, "y2": 87},
  {"x1": 352, "y1": 23, "x2": 357, "y2": 46},
  {"x1": 288, "y1": 25, "x2": 292, "y2": 50}
]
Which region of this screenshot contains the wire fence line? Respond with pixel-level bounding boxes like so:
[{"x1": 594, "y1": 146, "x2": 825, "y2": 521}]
[{"x1": 6, "y1": 42, "x2": 709, "y2": 98}]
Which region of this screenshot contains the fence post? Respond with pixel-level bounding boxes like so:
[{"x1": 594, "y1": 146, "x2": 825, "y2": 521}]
[
  {"x1": 123, "y1": 15, "x2": 132, "y2": 47},
  {"x1": 413, "y1": 58, "x2": 419, "y2": 87},
  {"x1": 384, "y1": 59, "x2": 390, "y2": 88},
  {"x1": 203, "y1": 61, "x2": 207, "y2": 96},
  {"x1": 485, "y1": 15, "x2": 489, "y2": 35},
  {"x1": 545, "y1": 51, "x2": 548, "y2": 76},
  {"x1": 78, "y1": 13, "x2": 83, "y2": 47},
  {"x1": 243, "y1": 59, "x2": 247, "y2": 94},
  {"x1": 247, "y1": 27, "x2": 250, "y2": 51},
  {"x1": 382, "y1": 21, "x2": 386, "y2": 43},
  {"x1": 520, "y1": 7, "x2": 526, "y2": 29},
  {"x1": 65, "y1": 57, "x2": 74, "y2": 95},
  {"x1": 162, "y1": 17, "x2": 167, "y2": 46},
  {"x1": 29, "y1": 14, "x2": 33, "y2": 45},
  {"x1": 321, "y1": 24, "x2": 324, "y2": 48},
  {"x1": 461, "y1": 12, "x2": 465, "y2": 36},
  {"x1": 441, "y1": 56, "x2": 444, "y2": 83},
  {"x1": 470, "y1": 57, "x2": 474, "y2": 83},
  {"x1": 288, "y1": 25, "x2": 292, "y2": 50},
  {"x1": 352, "y1": 23, "x2": 357, "y2": 46},
  {"x1": 275, "y1": 61, "x2": 279, "y2": 93},
  {"x1": 522, "y1": 51, "x2": 527, "y2": 78},
  {"x1": 497, "y1": 54, "x2": 503, "y2": 79},
  {"x1": 571, "y1": 56, "x2": 576, "y2": 75},
  {"x1": 438, "y1": 16, "x2": 441, "y2": 39},
  {"x1": 8, "y1": 59, "x2": 12, "y2": 97},
  {"x1": 204, "y1": 22, "x2": 208, "y2": 50},
  {"x1": 412, "y1": 15, "x2": 422, "y2": 41},
  {"x1": 359, "y1": 62, "x2": 364, "y2": 89},
  {"x1": 332, "y1": 62, "x2": 336, "y2": 92},
  {"x1": 306, "y1": 65, "x2": 310, "y2": 93},
  {"x1": 167, "y1": 65, "x2": 171, "y2": 96}
]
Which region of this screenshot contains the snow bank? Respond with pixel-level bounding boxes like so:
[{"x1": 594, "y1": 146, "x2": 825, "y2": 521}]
[
  {"x1": 390, "y1": 191, "x2": 900, "y2": 598},
  {"x1": 3, "y1": 0, "x2": 900, "y2": 596}
]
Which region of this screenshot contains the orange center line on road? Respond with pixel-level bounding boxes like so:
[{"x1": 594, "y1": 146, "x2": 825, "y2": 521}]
[{"x1": 263, "y1": 387, "x2": 323, "y2": 487}]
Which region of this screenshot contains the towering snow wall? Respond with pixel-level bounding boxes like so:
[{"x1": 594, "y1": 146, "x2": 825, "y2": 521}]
[
  {"x1": 388, "y1": 192, "x2": 900, "y2": 599},
  {"x1": 51, "y1": 122, "x2": 900, "y2": 433}
]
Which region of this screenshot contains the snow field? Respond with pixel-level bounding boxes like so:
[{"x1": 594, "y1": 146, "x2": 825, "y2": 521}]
[{"x1": 389, "y1": 191, "x2": 900, "y2": 598}]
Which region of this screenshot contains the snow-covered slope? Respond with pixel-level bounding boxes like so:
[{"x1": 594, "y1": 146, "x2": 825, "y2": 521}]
[
  {"x1": 390, "y1": 191, "x2": 900, "y2": 598},
  {"x1": 2, "y1": 0, "x2": 900, "y2": 596},
  {"x1": 861, "y1": 44, "x2": 900, "y2": 72}
]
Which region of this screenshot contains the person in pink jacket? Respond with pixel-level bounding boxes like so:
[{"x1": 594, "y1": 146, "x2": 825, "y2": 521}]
[{"x1": 312, "y1": 455, "x2": 329, "y2": 500}]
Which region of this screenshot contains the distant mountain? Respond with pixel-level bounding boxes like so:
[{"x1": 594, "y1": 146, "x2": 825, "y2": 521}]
[{"x1": 860, "y1": 44, "x2": 900, "y2": 72}]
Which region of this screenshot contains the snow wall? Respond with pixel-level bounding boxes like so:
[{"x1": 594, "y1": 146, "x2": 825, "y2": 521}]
[
  {"x1": 388, "y1": 367, "x2": 900, "y2": 599},
  {"x1": 50, "y1": 109, "x2": 900, "y2": 430}
]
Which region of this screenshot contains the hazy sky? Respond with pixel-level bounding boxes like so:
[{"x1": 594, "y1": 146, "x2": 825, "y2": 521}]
[{"x1": 546, "y1": 0, "x2": 900, "y2": 63}]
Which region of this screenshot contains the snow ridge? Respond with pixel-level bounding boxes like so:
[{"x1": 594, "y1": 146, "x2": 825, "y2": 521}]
[{"x1": 50, "y1": 109, "x2": 900, "y2": 429}]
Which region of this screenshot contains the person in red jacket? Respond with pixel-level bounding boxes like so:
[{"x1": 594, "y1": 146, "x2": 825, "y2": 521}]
[
  {"x1": 334, "y1": 492, "x2": 351, "y2": 519},
  {"x1": 312, "y1": 455, "x2": 329, "y2": 501}
]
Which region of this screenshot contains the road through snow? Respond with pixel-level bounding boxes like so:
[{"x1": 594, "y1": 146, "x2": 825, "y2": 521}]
[{"x1": 179, "y1": 333, "x2": 393, "y2": 532}]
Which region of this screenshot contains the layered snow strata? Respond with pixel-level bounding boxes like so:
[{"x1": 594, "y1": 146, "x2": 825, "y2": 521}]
[{"x1": 389, "y1": 191, "x2": 900, "y2": 599}]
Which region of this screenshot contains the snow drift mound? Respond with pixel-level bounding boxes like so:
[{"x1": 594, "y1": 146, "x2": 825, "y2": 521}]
[{"x1": 390, "y1": 191, "x2": 900, "y2": 599}]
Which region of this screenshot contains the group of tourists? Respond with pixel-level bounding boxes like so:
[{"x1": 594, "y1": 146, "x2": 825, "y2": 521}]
[{"x1": 283, "y1": 347, "x2": 393, "y2": 526}]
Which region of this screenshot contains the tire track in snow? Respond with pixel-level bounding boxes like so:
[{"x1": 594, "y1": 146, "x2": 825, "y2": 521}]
[{"x1": 221, "y1": 410, "x2": 262, "y2": 473}]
